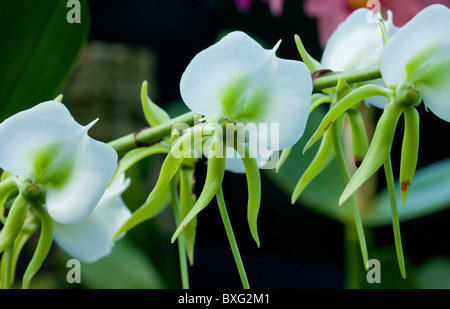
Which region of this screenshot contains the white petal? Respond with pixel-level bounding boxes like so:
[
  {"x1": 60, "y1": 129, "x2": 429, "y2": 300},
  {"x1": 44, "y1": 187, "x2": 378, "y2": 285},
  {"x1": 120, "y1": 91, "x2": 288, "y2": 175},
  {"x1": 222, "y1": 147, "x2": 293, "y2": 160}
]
[
  {"x1": 381, "y1": 5, "x2": 450, "y2": 121},
  {"x1": 418, "y1": 72, "x2": 450, "y2": 121},
  {"x1": 180, "y1": 31, "x2": 312, "y2": 150},
  {"x1": 0, "y1": 101, "x2": 80, "y2": 176},
  {"x1": 381, "y1": 4, "x2": 450, "y2": 86},
  {"x1": 180, "y1": 31, "x2": 268, "y2": 117},
  {"x1": 238, "y1": 56, "x2": 312, "y2": 150},
  {"x1": 45, "y1": 134, "x2": 118, "y2": 224},
  {"x1": 322, "y1": 9, "x2": 398, "y2": 72},
  {"x1": 53, "y1": 176, "x2": 131, "y2": 263}
]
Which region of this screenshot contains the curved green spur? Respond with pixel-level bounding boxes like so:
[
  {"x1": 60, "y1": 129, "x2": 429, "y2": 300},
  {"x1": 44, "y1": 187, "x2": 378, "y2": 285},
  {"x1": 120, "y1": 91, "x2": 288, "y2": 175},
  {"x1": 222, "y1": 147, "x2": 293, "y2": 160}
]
[
  {"x1": 0, "y1": 196, "x2": 30, "y2": 254},
  {"x1": 291, "y1": 128, "x2": 336, "y2": 205},
  {"x1": 22, "y1": 202, "x2": 53, "y2": 289},
  {"x1": 275, "y1": 146, "x2": 293, "y2": 173},
  {"x1": 309, "y1": 93, "x2": 333, "y2": 114},
  {"x1": 112, "y1": 183, "x2": 171, "y2": 241},
  {"x1": 234, "y1": 142, "x2": 261, "y2": 247},
  {"x1": 303, "y1": 84, "x2": 393, "y2": 154},
  {"x1": 141, "y1": 80, "x2": 170, "y2": 127},
  {"x1": 171, "y1": 138, "x2": 226, "y2": 244},
  {"x1": 346, "y1": 109, "x2": 369, "y2": 167},
  {"x1": 108, "y1": 142, "x2": 170, "y2": 186},
  {"x1": 294, "y1": 34, "x2": 322, "y2": 73},
  {"x1": 339, "y1": 101, "x2": 404, "y2": 206},
  {"x1": 148, "y1": 124, "x2": 205, "y2": 200},
  {"x1": 179, "y1": 164, "x2": 197, "y2": 265}
]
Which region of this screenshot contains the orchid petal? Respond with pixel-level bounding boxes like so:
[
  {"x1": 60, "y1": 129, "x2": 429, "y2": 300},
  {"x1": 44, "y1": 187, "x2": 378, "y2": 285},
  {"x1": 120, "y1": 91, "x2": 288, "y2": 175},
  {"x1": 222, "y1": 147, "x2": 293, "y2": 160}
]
[
  {"x1": 381, "y1": 4, "x2": 450, "y2": 121},
  {"x1": 0, "y1": 101, "x2": 118, "y2": 224},
  {"x1": 180, "y1": 31, "x2": 312, "y2": 152},
  {"x1": 321, "y1": 9, "x2": 398, "y2": 109},
  {"x1": 180, "y1": 31, "x2": 268, "y2": 118},
  {"x1": 0, "y1": 101, "x2": 81, "y2": 177},
  {"x1": 45, "y1": 134, "x2": 118, "y2": 224},
  {"x1": 53, "y1": 175, "x2": 131, "y2": 263},
  {"x1": 322, "y1": 9, "x2": 398, "y2": 72}
]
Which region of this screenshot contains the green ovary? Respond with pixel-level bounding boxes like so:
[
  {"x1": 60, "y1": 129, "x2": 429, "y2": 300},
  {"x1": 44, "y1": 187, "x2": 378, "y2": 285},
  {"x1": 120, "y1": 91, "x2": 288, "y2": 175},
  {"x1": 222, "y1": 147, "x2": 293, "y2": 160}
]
[{"x1": 31, "y1": 142, "x2": 75, "y2": 189}]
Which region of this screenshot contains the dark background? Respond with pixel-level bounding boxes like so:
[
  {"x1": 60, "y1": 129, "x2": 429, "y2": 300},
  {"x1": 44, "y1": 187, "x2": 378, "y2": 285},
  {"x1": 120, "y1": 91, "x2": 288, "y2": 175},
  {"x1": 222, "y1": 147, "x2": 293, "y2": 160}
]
[{"x1": 83, "y1": 0, "x2": 450, "y2": 289}]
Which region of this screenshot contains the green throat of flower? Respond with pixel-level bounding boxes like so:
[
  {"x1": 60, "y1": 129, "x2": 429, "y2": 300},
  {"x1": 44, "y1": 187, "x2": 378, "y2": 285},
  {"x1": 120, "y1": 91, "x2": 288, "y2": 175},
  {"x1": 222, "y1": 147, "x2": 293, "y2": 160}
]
[
  {"x1": 31, "y1": 142, "x2": 75, "y2": 189},
  {"x1": 220, "y1": 75, "x2": 269, "y2": 123}
]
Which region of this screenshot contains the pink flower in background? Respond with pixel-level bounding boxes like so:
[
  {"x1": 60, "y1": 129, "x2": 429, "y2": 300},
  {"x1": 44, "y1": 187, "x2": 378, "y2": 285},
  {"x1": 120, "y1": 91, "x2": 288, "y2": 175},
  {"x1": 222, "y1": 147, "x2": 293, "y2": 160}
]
[
  {"x1": 304, "y1": 0, "x2": 450, "y2": 47},
  {"x1": 235, "y1": 0, "x2": 286, "y2": 16}
]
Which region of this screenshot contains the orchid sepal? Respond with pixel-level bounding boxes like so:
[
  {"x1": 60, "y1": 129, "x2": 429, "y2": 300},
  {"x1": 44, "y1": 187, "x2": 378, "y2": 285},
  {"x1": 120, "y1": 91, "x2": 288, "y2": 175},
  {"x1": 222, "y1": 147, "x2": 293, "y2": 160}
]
[{"x1": 339, "y1": 100, "x2": 404, "y2": 206}]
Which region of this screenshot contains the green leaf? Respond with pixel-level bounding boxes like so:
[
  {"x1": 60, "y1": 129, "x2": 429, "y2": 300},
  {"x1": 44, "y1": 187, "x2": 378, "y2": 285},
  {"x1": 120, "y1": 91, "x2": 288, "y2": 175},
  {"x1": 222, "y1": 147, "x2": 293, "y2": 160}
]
[
  {"x1": 0, "y1": 1, "x2": 90, "y2": 120},
  {"x1": 364, "y1": 159, "x2": 450, "y2": 227}
]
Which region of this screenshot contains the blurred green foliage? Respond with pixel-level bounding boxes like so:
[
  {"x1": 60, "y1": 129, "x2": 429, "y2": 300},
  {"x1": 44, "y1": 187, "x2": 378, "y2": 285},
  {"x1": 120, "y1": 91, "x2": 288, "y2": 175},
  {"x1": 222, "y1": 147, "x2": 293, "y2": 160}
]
[{"x1": 0, "y1": 0, "x2": 90, "y2": 120}]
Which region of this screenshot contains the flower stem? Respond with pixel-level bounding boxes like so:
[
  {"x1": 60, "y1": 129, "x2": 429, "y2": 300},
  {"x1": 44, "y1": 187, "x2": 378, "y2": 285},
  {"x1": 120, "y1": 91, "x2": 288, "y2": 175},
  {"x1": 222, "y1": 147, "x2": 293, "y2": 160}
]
[
  {"x1": 1, "y1": 245, "x2": 14, "y2": 289},
  {"x1": 216, "y1": 186, "x2": 250, "y2": 289},
  {"x1": 329, "y1": 117, "x2": 369, "y2": 270},
  {"x1": 312, "y1": 67, "x2": 382, "y2": 92},
  {"x1": 383, "y1": 155, "x2": 406, "y2": 278},
  {"x1": 169, "y1": 177, "x2": 190, "y2": 289},
  {"x1": 108, "y1": 111, "x2": 196, "y2": 155}
]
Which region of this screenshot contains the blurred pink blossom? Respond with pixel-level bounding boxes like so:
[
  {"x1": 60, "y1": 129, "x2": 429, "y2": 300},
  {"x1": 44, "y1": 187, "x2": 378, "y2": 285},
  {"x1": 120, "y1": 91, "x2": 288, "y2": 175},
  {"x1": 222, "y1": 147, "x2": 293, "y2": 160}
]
[
  {"x1": 235, "y1": 0, "x2": 286, "y2": 17},
  {"x1": 304, "y1": 0, "x2": 450, "y2": 47}
]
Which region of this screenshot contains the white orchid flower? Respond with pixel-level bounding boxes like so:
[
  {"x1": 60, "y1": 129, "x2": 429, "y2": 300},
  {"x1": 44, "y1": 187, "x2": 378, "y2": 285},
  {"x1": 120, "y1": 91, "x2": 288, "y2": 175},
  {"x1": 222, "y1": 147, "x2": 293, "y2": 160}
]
[
  {"x1": 321, "y1": 8, "x2": 399, "y2": 108},
  {"x1": 0, "y1": 101, "x2": 124, "y2": 263},
  {"x1": 0, "y1": 101, "x2": 118, "y2": 225},
  {"x1": 53, "y1": 174, "x2": 131, "y2": 263},
  {"x1": 180, "y1": 31, "x2": 312, "y2": 173},
  {"x1": 381, "y1": 4, "x2": 450, "y2": 121}
]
